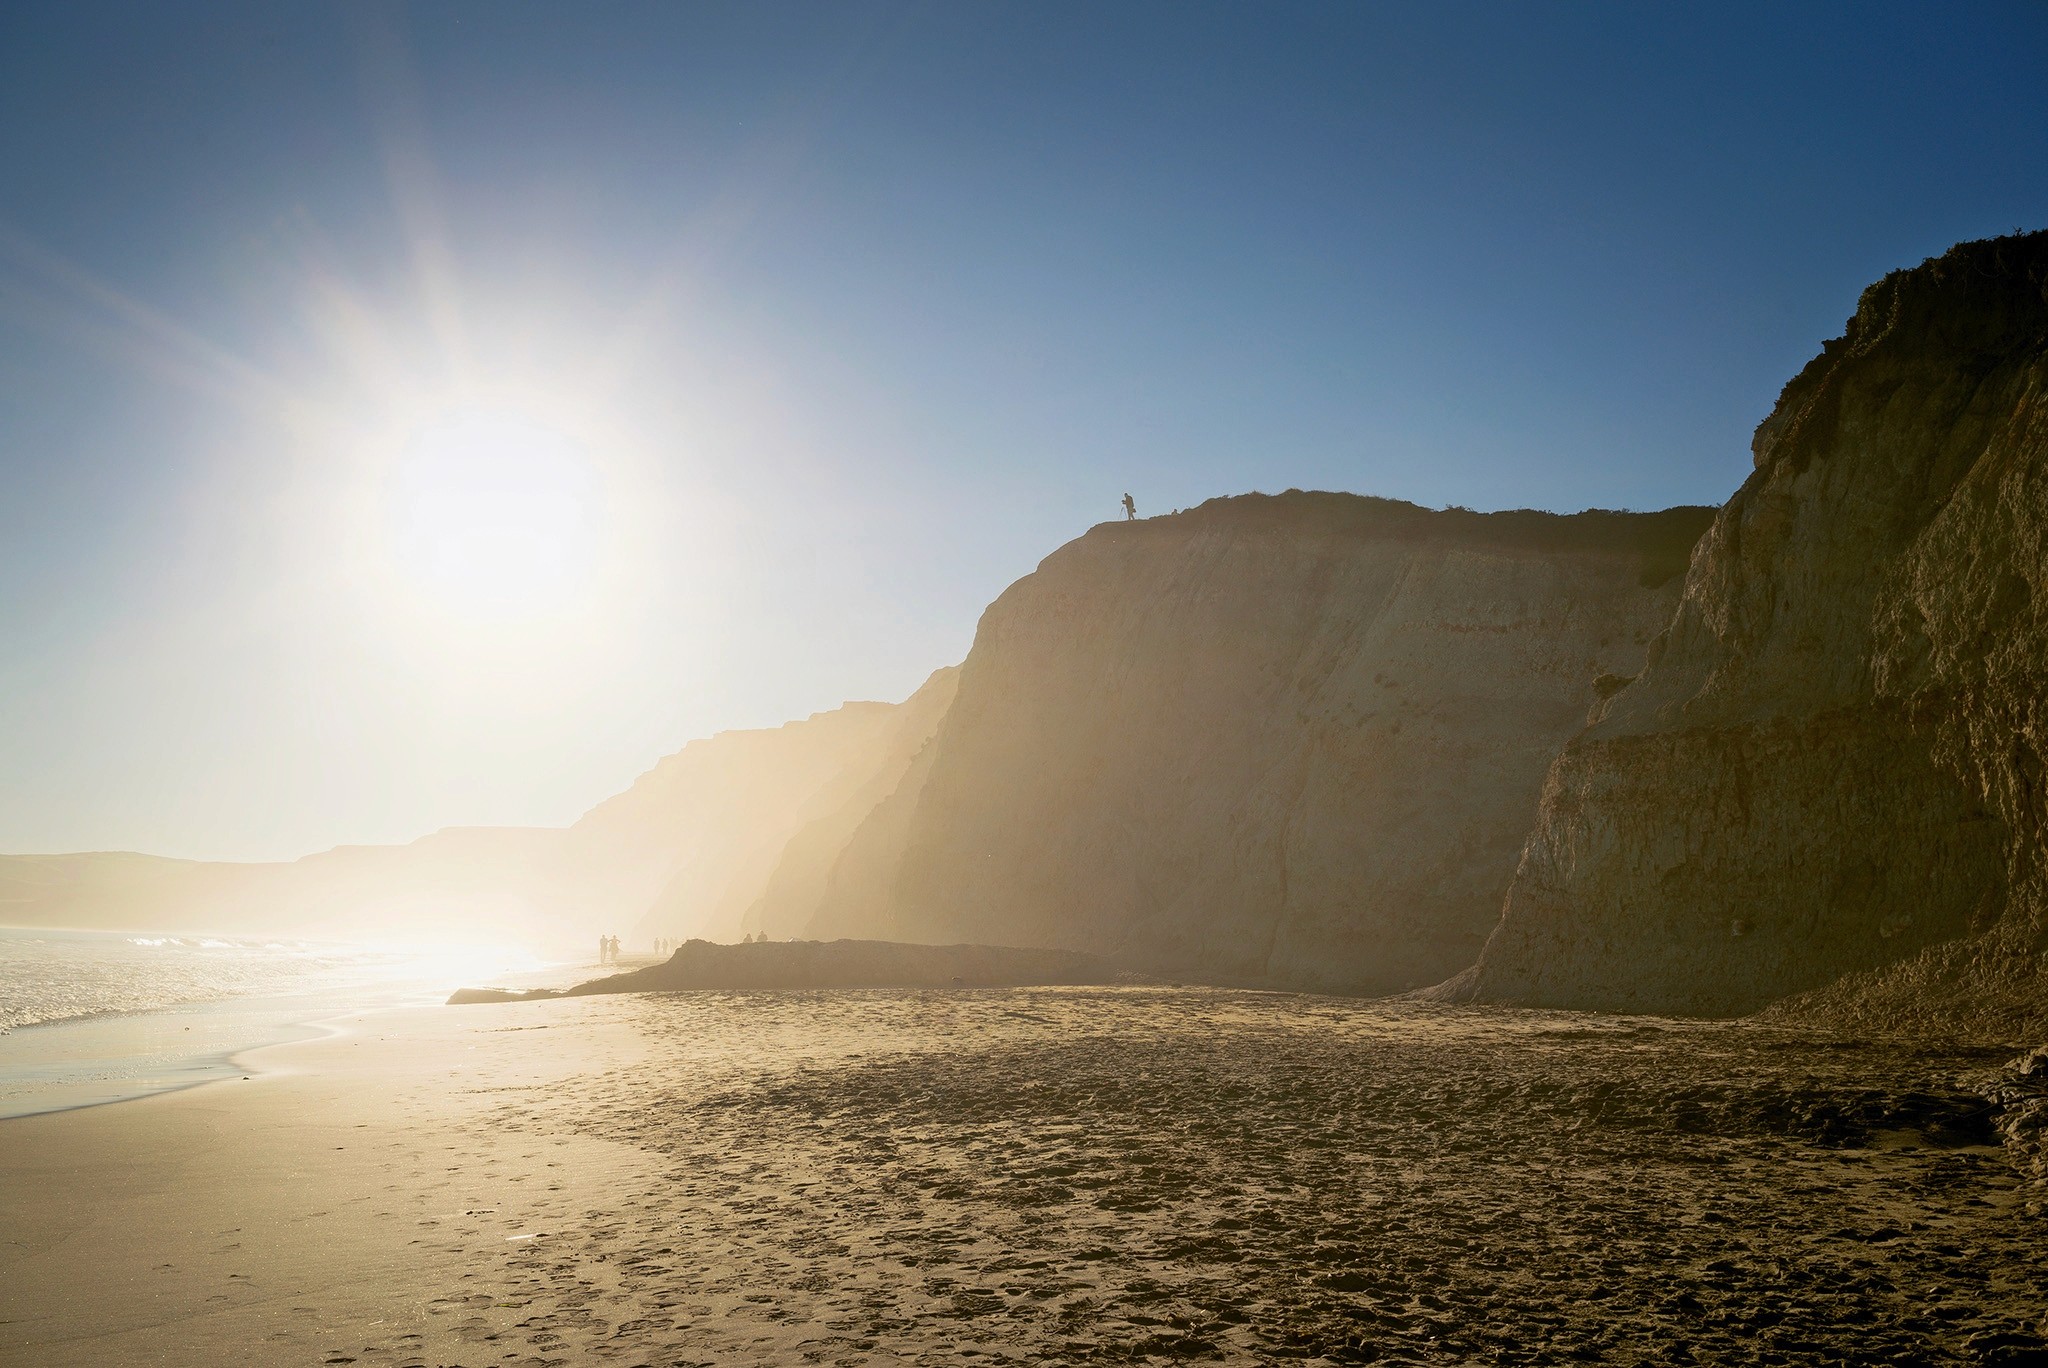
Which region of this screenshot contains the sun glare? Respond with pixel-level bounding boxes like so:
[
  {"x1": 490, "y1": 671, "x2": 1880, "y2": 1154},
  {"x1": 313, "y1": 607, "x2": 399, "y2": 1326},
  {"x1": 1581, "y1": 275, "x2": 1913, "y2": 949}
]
[{"x1": 388, "y1": 406, "x2": 602, "y2": 621}]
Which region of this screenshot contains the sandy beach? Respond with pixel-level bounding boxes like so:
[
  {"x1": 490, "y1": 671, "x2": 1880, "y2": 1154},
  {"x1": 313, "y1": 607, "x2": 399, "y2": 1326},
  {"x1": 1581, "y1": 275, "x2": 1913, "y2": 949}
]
[
  {"x1": 0, "y1": 990, "x2": 652, "y2": 1367},
  {"x1": 3, "y1": 988, "x2": 2044, "y2": 1367}
]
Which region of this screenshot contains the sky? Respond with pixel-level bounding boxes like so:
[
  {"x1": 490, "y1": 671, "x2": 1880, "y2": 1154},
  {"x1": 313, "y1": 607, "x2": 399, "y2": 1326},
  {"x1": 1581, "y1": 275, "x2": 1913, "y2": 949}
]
[{"x1": 1, "y1": 1, "x2": 2044, "y2": 862}]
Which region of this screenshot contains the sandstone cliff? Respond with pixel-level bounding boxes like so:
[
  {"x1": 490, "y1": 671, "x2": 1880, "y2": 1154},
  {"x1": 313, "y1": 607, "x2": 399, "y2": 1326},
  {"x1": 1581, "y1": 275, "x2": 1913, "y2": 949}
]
[
  {"x1": 785, "y1": 493, "x2": 1713, "y2": 994},
  {"x1": 1446, "y1": 232, "x2": 2048, "y2": 1037}
]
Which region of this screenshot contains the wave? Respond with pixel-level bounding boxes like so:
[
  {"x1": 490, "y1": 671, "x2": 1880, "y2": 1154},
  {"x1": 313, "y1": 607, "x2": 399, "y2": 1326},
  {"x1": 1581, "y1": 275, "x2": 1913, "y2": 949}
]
[
  {"x1": 0, "y1": 927, "x2": 550, "y2": 1034},
  {"x1": 0, "y1": 929, "x2": 398, "y2": 1033}
]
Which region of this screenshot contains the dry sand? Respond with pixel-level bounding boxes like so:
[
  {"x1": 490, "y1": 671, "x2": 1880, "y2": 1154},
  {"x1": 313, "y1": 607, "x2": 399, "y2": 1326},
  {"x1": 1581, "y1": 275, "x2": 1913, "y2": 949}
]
[{"x1": 2, "y1": 987, "x2": 2043, "y2": 1367}]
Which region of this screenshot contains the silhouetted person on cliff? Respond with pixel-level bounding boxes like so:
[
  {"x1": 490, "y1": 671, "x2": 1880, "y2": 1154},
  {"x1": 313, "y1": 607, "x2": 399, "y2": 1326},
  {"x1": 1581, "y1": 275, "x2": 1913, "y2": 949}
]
[{"x1": 1122, "y1": 492, "x2": 1136, "y2": 520}]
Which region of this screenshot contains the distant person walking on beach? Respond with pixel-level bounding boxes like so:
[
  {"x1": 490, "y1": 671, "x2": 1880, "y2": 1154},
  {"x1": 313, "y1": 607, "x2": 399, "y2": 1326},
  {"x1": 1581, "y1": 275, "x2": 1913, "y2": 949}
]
[{"x1": 1122, "y1": 492, "x2": 1136, "y2": 520}]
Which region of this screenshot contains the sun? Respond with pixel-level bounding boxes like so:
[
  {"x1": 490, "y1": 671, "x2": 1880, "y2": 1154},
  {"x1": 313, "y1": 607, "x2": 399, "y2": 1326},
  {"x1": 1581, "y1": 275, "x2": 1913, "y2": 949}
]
[{"x1": 386, "y1": 405, "x2": 602, "y2": 621}]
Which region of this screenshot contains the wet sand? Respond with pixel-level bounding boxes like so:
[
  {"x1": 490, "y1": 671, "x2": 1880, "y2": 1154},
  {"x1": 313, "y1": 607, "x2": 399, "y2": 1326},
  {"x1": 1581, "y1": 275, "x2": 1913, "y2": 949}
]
[{"x1": 1, "y1": 987, "x2": 2042, "y2": 1366}]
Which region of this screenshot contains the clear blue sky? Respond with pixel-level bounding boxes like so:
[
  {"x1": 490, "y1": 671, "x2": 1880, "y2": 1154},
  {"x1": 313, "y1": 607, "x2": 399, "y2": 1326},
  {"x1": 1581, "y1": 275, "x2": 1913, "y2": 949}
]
[{"x1": 2, "y1": 1, "x2": 2044, "y2": 861}]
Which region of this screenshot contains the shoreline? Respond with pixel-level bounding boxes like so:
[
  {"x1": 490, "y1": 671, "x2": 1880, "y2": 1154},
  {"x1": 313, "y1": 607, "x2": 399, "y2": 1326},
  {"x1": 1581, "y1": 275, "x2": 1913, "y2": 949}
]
[
  {"x1": 0, "y1": 953, "x2": 604, "y2": 1121},
  {"x1": 0, "y1": 990, "x2": 653, "y2": 1367},
  {"x1": 0, "y1": 997, "x2": 341, "y2": 1120}
]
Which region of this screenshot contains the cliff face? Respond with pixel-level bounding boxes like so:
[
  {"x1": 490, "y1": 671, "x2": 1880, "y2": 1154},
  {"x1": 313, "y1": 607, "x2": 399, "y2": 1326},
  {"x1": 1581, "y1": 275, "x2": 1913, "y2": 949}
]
[
  {"x1": 790, "y1": 493, "x2": 1713, "y2": 994},
  {"x1": 1450, "y1": 233, "x2": 2048, "y2": 1034}
]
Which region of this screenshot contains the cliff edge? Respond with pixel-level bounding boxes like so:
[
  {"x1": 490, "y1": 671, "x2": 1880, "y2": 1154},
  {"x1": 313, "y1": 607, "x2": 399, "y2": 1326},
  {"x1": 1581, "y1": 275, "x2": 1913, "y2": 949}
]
[{"x1": 1444, "y1": 231, "x2": 2048, "y2": 1039}]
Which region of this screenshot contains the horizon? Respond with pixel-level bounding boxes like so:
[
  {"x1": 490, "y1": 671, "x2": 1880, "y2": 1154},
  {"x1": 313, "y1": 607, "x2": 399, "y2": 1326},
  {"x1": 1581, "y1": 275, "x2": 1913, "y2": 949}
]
[{"x1": 4, "y1": 1, "x2": 2046, "y2": 862}]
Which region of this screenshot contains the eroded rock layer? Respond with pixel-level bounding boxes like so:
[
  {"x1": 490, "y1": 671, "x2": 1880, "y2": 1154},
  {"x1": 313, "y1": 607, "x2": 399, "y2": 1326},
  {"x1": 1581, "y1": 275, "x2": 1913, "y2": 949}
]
[
  {"x1": 793, "y1": 492, "x2": 1712, "y2": 994},
  {"x1": 1449, "y1": 232, "x2": 2048, "y2": 1035}
]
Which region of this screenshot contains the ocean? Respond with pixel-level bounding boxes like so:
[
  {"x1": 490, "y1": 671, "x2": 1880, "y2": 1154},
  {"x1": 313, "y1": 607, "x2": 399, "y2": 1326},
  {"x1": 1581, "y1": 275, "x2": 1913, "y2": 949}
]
[{"x1": 0, "y1": 926, "x2": 567, "y2": 1118}]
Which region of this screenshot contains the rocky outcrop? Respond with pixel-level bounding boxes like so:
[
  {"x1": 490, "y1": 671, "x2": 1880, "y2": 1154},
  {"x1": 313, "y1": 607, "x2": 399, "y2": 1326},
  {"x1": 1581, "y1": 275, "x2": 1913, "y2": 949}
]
[
  {"x1": 1983, "y1": 1047, "x2": 2048, "y2": 1212},
  {"x1": 1446, "y1": 232, "x2": 2048, "y2": 1036},
  {"x1": 783, "y1": 492, "x2": 1713, "y2": 994},
  {"x1": 578, "y1": 938, "x2": 1115, "y2": 994}
]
